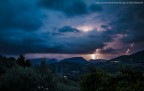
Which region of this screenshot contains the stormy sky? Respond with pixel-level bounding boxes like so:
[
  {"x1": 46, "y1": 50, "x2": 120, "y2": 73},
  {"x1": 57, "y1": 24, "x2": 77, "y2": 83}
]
[{"x1": 0, "y1": 0, "x2": 144, "y2": 60}]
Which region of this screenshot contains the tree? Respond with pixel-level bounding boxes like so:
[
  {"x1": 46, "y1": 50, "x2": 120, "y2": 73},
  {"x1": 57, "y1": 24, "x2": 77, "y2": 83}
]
[
  {"x1": 0, "y1": 56, "x2": 16, "y2": 75},
  {"x1": 35, "y1": 58, "x2": 56, "y2": 91},
  {"x1": 80, "y1": 68, "x2": 144, "y2": 91},
  {"x1": 0, "y1": 62, "x2": 56, "y2": 91},
  {"x1": 25, "y1": 60, "x2": 31, "y2": 67},
  {"x1": 16, "y1": 55, "x2": 31, "y2": 67},
  {"x1": 80, "y1": 68, "x2": 106, "y2": 91}
]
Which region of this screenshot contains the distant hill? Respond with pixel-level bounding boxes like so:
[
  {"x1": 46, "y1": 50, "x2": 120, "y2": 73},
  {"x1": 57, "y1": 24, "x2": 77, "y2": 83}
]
[
  {"x1": 93, "y1": 50, "x2": 144, "y2": 73},
  {"x1": 89, "y1": 59, "x2": 107, "y2": 64},
  {"x1": 59, "y1": 57, "x2": 89, "y2": 64},
  {"x1": 30, "y1": 58, "x2": 58, "y2": 65},
  {"x1": 109, "y1": 50, "x2": 144, "y2": 63},
  {"x1": 48, "y1": 57, "x2": 89, "y2": 76},
  {"x1": 30, "y1": 50, "x2": 144, "y2": 74},
  {"x1": 109, "y1": 55, "x2": 129, "y2": 62},
  {"x1": 49, "y1": 51, "x2": 144, "y2": 74},
  {"x1": 130, "y1": 50, "x2": 144, "y2": 60}
]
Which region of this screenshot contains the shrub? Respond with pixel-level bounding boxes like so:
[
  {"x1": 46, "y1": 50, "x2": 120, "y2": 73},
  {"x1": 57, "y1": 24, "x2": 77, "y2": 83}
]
[
  {"x1": 16, "y1": 55, "x2": 31, "y2": 67},
  {"x1": 0, "y1": 67, "x2": 38, "y2": 91},
  {"x1": 57, "y1": 82, "x2": 80, "y2": 91},
  {"x1": 80, "y1": 69, "x2": 106, "y2": 91},
  {"x1": 80, "y1": 68, "x2": 144, "y2": 91},
  {"x1": 0, "y1": 65, "x2": 56, "y2": 91}
]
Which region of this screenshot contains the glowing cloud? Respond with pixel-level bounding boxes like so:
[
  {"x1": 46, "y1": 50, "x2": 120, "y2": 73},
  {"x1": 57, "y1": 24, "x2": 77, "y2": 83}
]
[{"x1": 77, "y1": 25, "x2": 94, "y2": 32}]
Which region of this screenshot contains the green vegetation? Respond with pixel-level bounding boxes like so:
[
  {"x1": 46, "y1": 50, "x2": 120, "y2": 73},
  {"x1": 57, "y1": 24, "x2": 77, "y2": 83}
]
[
  {"x1": 16, "y1": 55, "x2": 31, "y2": 67},
  {"x1": 0, "y1": 55, "x2": 144, "y2": 91},
  {"x1": 80, "y1": 67, "x2": 144, "y2": 91},
  {"x1": 0, "y1": 55, "x2": 79, "y2": 91}
]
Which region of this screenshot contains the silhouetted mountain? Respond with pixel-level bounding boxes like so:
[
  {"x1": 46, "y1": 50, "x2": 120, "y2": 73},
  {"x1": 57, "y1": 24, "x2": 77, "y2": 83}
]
[
  {"x1": 59, "y1": 57, "x2": 88, "y2": 64},
  {"x1": 48, "y1": 57, "x2": 89, "y2": 77},
  {"x1": 92, "y1": 50, "x2": 144, "y2": 73},
  {"x1": 130, "y1": 50, "x2": 144, "y2": 61},
  {"x1": 109, "y1": 50, "x2": 144, "y2": 63},
  {"x1": 30, "y1": 58, "x2": 58, "y2": 65},
  {"x1": 31, "y1": 50, "x2": 144, "y2": 74},
  {"x1": 110, "y1": 55, "x2": 129, "y2": 62},
  {"x1": 89, "y1": 59, "x2": 107, "y2": 64}
]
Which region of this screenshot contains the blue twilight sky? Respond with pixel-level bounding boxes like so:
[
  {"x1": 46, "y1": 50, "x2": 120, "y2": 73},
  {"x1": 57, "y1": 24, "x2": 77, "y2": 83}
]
[{"x1": 0, "y1": 0, "x2": 144, "y2": 60}]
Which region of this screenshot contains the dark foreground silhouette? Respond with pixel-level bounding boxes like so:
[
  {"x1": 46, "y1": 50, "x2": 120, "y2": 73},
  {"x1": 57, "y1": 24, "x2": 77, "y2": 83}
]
[{"x1": 0, "y1": 55, "x2": 144, "y2": 91}]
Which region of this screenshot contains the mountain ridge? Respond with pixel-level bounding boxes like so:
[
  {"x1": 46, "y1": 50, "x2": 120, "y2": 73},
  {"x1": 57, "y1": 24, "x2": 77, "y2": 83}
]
[{"x1": 59, "y1": 57, "x2": 89, "y2": 64}]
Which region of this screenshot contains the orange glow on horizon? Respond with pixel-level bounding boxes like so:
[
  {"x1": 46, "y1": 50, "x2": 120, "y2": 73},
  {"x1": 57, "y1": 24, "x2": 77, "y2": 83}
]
[{"x1": 91, "y1": 54, "x2": 96, "y2": 60}]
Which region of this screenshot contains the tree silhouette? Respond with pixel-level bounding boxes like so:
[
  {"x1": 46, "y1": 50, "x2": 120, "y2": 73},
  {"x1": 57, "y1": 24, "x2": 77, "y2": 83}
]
[{"x1": 16, "y1": 55, "x2": 31, "y2": 67}]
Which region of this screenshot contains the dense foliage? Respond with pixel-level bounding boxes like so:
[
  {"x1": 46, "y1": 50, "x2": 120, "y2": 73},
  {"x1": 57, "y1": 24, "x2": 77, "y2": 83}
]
[
  {"x1": 16, "y1": 55, "x2": 31, "y2": 67},
  {"x1": 80, "y1": 67, "x2": 144, "y2": 91},
  {"x1": 0, "y1": 55, "x2": 144, "y2": 91},
  {"x1": 0, "y1": 55, "x2": 79, "y2": 91}
]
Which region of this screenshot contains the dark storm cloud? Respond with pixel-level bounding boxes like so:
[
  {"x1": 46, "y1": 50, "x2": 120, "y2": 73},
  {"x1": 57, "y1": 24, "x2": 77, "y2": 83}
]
[
  {"x1": 0, "y1": 0, "x2": 144, "y2": 56},
  {"x1": 101, "y1": 25, "x2": 109, "y2": 29},
  {"x1": 0, "y1": 26, "x2": 113, "y2": 55},
  {"x1": 55, "y1": 26, "x2": 79, "y2": 33},
  {"x1": 0, "y1": 37, "x2": 46, "y2": 54},
  {"x1": 0, "y1": 0, "x2": 46, "y2": 54},
  {"x1": 43, "y1": 28, "x2": 113, "y2": 54},
  {"x1": 0, "y1": 0, "x2": 43, "y2": 31},
  {"x1": 89, "y1": 4, "x2": 103, "y2": 12},
  {"x1": 0, "y1": 29, "x2": 47, "y2": 54},
  {"x1": 39, "y1": 0, "x2": 103, "y2": 17},
  {"x1": 109, "y1": 5, "x2": 144, "y2": 43},
  {"x1": 0, "y1": 0, "x2": 104, "y2": 55}
]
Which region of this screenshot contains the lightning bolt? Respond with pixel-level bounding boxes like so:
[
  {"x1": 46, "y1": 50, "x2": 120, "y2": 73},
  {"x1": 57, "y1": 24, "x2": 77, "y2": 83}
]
[
  {"x1": 126, "y1": 49, "x2": 130, "y2": 55},
  {"x1": 125, "y1": 43, "x2": 134, "y2": 55},
  {"x1": 130, "y1": 43, "x2": 134, "y2": 47}
]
